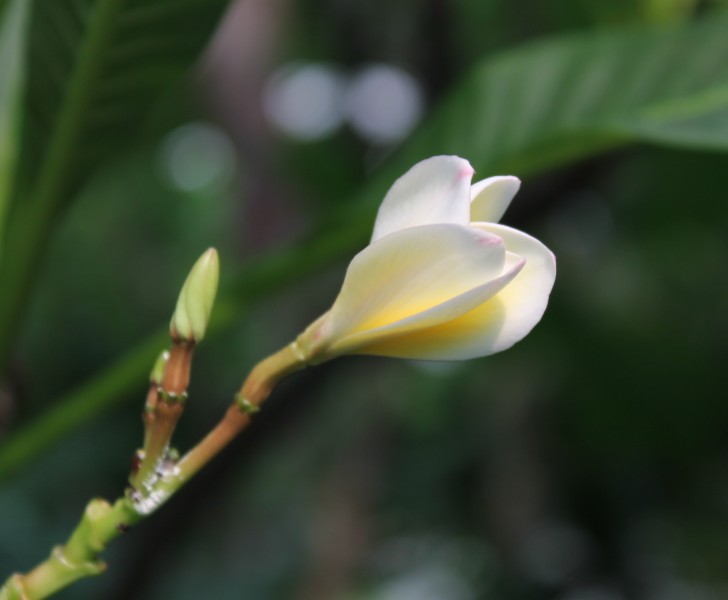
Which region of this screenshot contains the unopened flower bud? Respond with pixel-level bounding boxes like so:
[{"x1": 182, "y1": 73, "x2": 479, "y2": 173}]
[{"x1": 170, "y1": 248, "x2": 220, "y2": 342}]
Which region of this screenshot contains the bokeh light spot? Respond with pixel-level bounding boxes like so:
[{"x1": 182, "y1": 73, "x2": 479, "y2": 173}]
[
  {"x1": 160, "y1": 122, "x2": 236, "y2": 193},
  {"x1": 263, "y1": 62, "x2": 346, "y2": 141},
  {"x1": 345, "y1": 63, "x2": 424, "y2": 144}
]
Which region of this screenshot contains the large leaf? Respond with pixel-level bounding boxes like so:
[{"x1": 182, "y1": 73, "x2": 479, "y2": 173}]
[
  {"x1": 3, "y1": 14, "x2": 728, "y2": 479},
  {"x1": 0, "y1": 0, "x2": 29, "y2": 259},
  {"x1": 389, "y1": 13, "x2": 728, "y2": 179},
  {"x1": 0, "y1": 0, "x2": 230, "y2": 369}
]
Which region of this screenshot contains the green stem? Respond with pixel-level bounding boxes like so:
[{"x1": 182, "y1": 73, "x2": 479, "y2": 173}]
[
  {"x1": 158, "y1": 342, "x2": 306, "y2": 500},
  {"x1": 130, "y1": 340, "x2": 192, "y2": 493},
  {"x1": 1, "y1": 496, "x2": 141, "y2": 600},
  {"x1": 0, "y1": 342, "x2": 308, "y2": 599}
]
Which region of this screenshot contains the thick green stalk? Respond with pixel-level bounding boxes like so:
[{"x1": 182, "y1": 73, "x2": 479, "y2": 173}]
[{"x1": 0, "y1": 496, "x2": 141, "y2": 600}]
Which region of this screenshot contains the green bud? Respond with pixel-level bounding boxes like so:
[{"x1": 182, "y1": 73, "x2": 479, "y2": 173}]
[
  {"x1": 170, "y1": 248, "x2": 219, "y2": 342},
  {"x1": 149, "y1": 350, "x2": 169, "y2": 384}
]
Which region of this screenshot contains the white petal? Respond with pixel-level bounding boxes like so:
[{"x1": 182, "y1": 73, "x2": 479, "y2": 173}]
[
  {"x1": 351, "y1": 223, "x2": 555, "y2": 360},
  {"x1": 333, "y1": 251, "x2": 525, "y2": 355},
  {"x1": 469, "y1": 175, "x2": 520, "y2": 224},
  {"x1": 371, "y1": 156, "x2": 474, "y2": 242},
  {"x1": 319, "y1": 223, "x2": 506, "y2": 350}
]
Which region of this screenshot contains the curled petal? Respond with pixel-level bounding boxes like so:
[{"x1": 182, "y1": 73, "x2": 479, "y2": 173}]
[
  {"x1": 470, "y1": 175, "x2": 520, "y2": 224},
  {"x1": 332, "y1": 251, "x2": 525, "y2": 356},
  {"x1": 371, "y1": 156, "x2": 474, "y2": 242},
  {"x1": 317, "y1": 224, "x2": 507, "y2": 353},
  {"x1": 353, "y1": 224, "x2": 555, "y2": 360}
]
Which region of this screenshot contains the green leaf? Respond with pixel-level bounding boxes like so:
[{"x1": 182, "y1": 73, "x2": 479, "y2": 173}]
[
  {"x1": 4, "y1": 14, "x2": 728, "y2": 480},
  {"x1": 0, "y1": 0, "x2": 30, "y2": 260},
  {"x1": 0, "y1": 0, "x2": 230, "y2": 370},
  {"x1": 389, "y1": 14, "x2": 728, "y2": 177},
  {"x1": 609, "y1": 85, "x2": 728, "y2": 150}
]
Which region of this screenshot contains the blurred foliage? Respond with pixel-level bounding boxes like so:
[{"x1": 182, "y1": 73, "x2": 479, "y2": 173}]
[
  {"x1": 0, "y1": 0, "x2": 229, "y2": 372},
  {"x1": 2, "y1": 0, "x2": 728, "y2": 598}
]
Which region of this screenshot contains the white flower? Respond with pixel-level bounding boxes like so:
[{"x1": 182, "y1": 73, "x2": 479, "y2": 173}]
[{"x1": 298, "y1": 156, "x2": 556, "y2": 361}]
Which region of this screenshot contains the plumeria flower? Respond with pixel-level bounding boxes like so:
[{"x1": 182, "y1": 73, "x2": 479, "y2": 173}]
[{"x1": 297, "y1": 155, "x2": 556, "y2": 362}]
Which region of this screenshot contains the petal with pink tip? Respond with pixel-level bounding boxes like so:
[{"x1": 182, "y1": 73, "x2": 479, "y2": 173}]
[
  {"x1": 351, "y1": 224, "x2": 555, "y2": 360},
  {"x1": 470, "y1": 175, "x2": 520, "y2": 224},
  {"x1": 371, "y1": 156, "x2": 474, "y2": 242}
]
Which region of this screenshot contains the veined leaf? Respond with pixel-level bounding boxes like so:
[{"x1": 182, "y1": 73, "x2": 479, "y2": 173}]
[
  {"x1": 0, "y1": 0, "x2": 29, "y2": 260},
  {"x1": 0, "y1": 0, "x2": 230, "y2": 369},
  {"x1": 610, "y1": 85, "x2": 728, "y2": 149},
  {"x1": 389, "y1": 13, "x2": 728, "y2": 178}
]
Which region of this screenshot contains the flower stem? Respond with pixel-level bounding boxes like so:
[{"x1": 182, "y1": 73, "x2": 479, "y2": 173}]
[
  {"x1": 130, "y1": 341, "x2": 192, "y2": 492},
  {"x1": 0, "y1": 341, "x2": 306, "y2": 599},
  {"x1": 1, "y1": 496, "x2": 141, "y2": 600},
  {"x1": 162, "y1": 342, "x2": 306, "y2": 494}
]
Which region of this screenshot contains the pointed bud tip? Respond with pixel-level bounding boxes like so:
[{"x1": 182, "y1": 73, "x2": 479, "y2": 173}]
[
  {"x1": 170, "y1": 248, "x2": 221, "y2": 342},
  {"x1": 202, "y1": 247, "x2": 218, "y2": 262}
]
